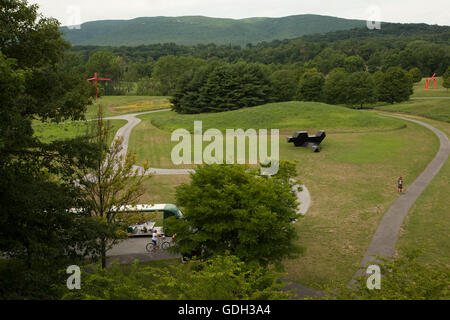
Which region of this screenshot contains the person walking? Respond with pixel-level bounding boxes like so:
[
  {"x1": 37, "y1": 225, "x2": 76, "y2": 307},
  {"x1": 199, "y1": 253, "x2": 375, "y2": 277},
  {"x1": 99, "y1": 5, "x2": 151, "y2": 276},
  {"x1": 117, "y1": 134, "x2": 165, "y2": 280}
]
[{"x1": 397, "y1": 177, "x2": 404, "y2": 194}]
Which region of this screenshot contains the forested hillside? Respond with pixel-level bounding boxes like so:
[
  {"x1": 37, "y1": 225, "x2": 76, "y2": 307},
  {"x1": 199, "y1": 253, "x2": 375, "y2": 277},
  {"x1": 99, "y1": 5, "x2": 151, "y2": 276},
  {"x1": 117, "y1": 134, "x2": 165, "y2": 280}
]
[{"x1": 61, "y1": 14, "x2": 367, "y2": 46}]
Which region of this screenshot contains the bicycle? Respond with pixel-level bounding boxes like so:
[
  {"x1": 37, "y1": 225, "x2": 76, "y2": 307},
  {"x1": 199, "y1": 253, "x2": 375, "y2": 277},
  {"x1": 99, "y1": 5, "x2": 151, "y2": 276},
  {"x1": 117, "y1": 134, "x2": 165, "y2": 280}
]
[{"x1": 145, "y1": 235, "x2": 173, "y2": 253}]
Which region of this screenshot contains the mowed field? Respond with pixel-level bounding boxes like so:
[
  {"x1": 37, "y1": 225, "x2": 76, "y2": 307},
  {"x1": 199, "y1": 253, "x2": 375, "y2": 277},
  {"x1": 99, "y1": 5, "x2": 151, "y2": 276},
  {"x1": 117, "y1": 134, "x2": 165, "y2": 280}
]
[
  {"x1": 411, "y1": 77, "x2": 449, "y2": 98},
  {"x1": 33, "y1": 119, "x2": 127, "y2": 145},
  {"x1": 128, "y1": 101, "x2": 440, "y2": 288},
  {"x1": 375, "y1": 77, "x2": 450, "y2": 122},
  {"x1": 84, "y1": 96, "x2": 172, "y2": 119}
]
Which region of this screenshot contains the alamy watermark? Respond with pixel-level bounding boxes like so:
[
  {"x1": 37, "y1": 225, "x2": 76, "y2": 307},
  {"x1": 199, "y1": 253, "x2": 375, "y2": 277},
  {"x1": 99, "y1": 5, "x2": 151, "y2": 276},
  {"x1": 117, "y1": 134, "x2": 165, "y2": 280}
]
[
  {"x1": 366, "y1": 265, "x2": 381, "y2": 290},
  {"x1": 366, "y1": 5, "x2": 382, "y2": 30},
  {"x1": 66, "y1": 265, "x2": 81, "y2": 290},
  {"x1": 65, "y1": 5, "x2": 82, "y2": 30},
  {"x1": 171, "y1": 121, "x2": 280, "y2": 175}
]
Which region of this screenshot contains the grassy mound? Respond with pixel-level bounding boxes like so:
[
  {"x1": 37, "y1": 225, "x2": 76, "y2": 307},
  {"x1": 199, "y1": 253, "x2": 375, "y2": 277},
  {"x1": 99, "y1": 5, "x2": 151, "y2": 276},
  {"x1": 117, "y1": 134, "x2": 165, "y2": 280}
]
[{"x1": 145, "y1": 101, "x2": 406, "y2": 133}]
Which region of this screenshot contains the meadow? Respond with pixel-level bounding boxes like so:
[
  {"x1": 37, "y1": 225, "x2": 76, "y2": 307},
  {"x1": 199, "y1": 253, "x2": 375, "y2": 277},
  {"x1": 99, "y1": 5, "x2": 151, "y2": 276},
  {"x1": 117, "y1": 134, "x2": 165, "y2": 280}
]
[
  {"x1": 84, "y1": 96, "x2": 172, "y2": 119},
  {"x1": 375, "y1": 77, "x2": 450, "y2": 122},
  {"x1": 411, "y1": 77, "x2": 449, "y2": 98},
  {"x1": 33, "y1": 119, "x2": 127, "y2": 145}
]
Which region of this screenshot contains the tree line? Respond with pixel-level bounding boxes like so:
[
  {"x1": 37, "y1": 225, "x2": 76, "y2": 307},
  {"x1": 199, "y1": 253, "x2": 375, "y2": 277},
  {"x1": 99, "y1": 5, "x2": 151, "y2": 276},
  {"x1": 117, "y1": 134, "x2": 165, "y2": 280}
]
[
  {"x1": 170, "y1": 59, "x2": 418, "y2": 113},
  {"x1": 68, "y1": 22, "x2": 449, "y2": 92},
  {"x1": 64, "y1": 28, "x2": 448, "y2": 109}
]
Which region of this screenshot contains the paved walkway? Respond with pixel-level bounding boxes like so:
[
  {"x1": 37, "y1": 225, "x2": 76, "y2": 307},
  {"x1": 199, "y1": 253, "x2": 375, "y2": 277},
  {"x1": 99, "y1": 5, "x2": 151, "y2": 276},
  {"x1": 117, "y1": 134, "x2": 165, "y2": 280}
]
[{"x1": 353, "y1": 114, "x2": 450, "y2": 280}]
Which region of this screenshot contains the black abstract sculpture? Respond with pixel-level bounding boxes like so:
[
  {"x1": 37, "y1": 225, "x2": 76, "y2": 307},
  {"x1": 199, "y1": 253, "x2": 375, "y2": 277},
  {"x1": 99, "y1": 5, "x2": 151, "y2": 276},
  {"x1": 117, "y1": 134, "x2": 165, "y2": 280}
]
[{"x1": 286, "y1": 131, "x2": 326, "y2": 152}]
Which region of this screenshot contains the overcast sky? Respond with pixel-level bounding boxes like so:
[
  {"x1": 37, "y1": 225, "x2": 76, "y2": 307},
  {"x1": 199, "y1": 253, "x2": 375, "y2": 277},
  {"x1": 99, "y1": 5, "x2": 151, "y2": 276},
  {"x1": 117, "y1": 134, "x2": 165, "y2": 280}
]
[{"x1": 30, "y1": 0, "x2": 449, "y2": 26}]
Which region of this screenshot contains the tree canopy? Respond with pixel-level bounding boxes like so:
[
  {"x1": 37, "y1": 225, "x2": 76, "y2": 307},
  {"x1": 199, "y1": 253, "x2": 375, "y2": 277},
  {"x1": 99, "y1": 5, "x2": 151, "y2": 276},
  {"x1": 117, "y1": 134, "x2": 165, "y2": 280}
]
[{"x1": 165, "y1": 162, "x2": 304, "y2": 267}]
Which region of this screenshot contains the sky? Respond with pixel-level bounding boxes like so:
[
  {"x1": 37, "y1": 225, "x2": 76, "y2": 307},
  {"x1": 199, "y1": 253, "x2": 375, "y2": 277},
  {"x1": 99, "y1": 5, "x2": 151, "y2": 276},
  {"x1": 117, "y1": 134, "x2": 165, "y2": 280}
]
[{"x1": 29, "y1": 0, "x2": 450, "y2": 26}]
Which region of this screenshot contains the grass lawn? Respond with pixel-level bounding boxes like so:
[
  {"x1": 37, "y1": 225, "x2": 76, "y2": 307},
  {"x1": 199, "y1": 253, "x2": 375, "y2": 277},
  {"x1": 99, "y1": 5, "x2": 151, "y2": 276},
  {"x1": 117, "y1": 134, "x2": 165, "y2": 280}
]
[
  {"x1": 146, "y1": 101, "x2": 406, "y2": 133},
  {"x1": 375, "y1": 78, "x2": 450, "y2": 123},
  {"x1": 411, "y1": 77, "x2": 449, "y2": 98},
  {"x1": 129, "y1": 102, "x2": 406, "y2": 168},
  {"x1": 85, "y1": 95, "x2": 172, "y2": 119},
  {"x1": 33, "y1": 119, "x2": 127, "y2": 145},
  {"x1": 128, "y1": 101, "x2": 439, "y2": 289},
  {"x1": 139, "y1": 175, "x2": 192, "y2": 204},
  {"x1": 375, "y1": 99, "x2": 450, "y2": 123}
]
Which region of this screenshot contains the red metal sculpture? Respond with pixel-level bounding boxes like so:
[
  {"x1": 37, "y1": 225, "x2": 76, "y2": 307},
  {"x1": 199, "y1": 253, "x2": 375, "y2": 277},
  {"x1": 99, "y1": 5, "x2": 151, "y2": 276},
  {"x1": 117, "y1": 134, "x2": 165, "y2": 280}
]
[
  {"x1": 87, "y1": 72, "x2": 111, "y2": 98},
  {"x1": 425, "y1": 73, "x2": 437, "y2": 90}
]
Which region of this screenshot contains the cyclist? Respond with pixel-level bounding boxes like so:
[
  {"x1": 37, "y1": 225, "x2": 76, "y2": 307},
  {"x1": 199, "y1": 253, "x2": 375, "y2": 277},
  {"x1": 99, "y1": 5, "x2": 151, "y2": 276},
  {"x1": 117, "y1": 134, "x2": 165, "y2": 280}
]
[{"x1": 152, "y1": 229, "x2": 160, "y2": 248}]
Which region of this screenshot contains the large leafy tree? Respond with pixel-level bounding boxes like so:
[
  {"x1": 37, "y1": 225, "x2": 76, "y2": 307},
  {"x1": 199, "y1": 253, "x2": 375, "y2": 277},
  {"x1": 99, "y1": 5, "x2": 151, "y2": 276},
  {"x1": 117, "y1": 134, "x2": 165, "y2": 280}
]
[
  {"x1": 151, "y1": 55, "x2": 206, "y2": 95},
  {"x1": 322, "y1": 68, "x2": 349, "y2": 105},
  {"x1": 297, "y1": 69, "x2": 325, "y2": 102},
  {"x1": 165, "y1": 162, "x2": 304, "y2": 267},
  {"x1": 270, "y1": 69, "x2": 298, "y2": 102},
  {"x1": 343, "y1": 55, "x2": 366, "y2": 73},
  {"x1": 346, "y1": 71, "x2": 377, "y2": 108},
  {"x1": 0, "y1": 0, "x2": 99, "y2": 298},
  {"x1": 408, "y1": 67, "x2": 422, "y2": 83},
  {"x1": 375, "y1": 67, "x2": 413, "y2": 104}
]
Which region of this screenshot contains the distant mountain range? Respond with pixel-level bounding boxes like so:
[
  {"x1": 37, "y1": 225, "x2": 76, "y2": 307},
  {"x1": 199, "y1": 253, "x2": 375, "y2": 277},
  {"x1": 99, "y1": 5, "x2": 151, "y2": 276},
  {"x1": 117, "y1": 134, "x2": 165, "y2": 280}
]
[{"x1": 61, "y1": 14, "x2": 369, "y2": 46}]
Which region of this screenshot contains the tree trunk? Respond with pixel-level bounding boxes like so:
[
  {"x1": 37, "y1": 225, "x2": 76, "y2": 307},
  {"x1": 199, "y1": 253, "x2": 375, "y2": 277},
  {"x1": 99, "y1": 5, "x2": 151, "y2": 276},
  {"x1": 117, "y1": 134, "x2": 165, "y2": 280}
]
[{"x1": 101, "y1": 238, "x2": 106, "y2": 269}]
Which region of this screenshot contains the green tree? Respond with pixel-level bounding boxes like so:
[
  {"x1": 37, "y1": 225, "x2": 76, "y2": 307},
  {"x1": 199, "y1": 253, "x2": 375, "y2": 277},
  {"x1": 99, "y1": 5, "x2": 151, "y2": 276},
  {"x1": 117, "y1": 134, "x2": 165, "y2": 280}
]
[
  {"x1": 0, "y1": 0, "x2": 100, "y2": 299},
  {"x1": 297, "y1": 69, "x2": 325, "y2": 102},
  {"x1": 86, "y1": 51, "x2": 121, "y2": 95},
  {"x1": 322, "y1": 68, "x2": 349, "y2": 105},
  {"x1": 165, "y1": 162, "x2": 304, "y2": 267},
  {"x1": 151, "y1": 55, "x2": 206, "y2": 95},
  {"x1": 171, "y1": 61, "x2": 273, "y2": 114},
  {"x1": 344, "y1": 55, "x2": 366, "y2": 73},
  {"x1": 376, "y1": 67, "x2": 413, "y2": 104},
  {"x1": 443, "y1": 66, "x2": 450, "y2": 90},
  {"x1": 61, "y1": 254, "x2": 294, "y2": 300},
  {"x1": 270, "y1": 69, "x2": 298, "y2": 102},
  {"x1": 346, "y1": 72, "x2": 377, "y2": 108},
  {"x1": 408, "y1": 67, "x2": 422, "y2": 83},
  {"x1": 309, "y1": 48, "x2": 346, "y2": 74},
  {"x1": 77, "y1": 110, "x2": 152, "y2": 268}
]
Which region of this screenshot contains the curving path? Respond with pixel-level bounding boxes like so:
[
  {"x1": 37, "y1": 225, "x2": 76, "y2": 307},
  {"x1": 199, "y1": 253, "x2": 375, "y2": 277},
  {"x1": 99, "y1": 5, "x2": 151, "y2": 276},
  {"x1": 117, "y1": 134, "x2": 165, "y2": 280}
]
[{"x1": 352, "y1": 113, "x2": 450, "y2": 281}]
